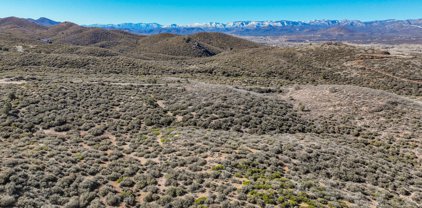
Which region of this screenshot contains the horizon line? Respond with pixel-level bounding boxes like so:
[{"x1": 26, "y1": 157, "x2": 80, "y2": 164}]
[{"x1": 2, "y1": 16, "x2": 422, "y2": 26}]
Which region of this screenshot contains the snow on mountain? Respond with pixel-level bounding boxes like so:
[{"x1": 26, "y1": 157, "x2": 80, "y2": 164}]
[
  {"x1": 89, "y1": 23, "x2": 162, "y2": 30},
  {"x1": 85, "y1": 19, "x2": 422, "y2": 36},
  {"x1": 88, "y1": 20, "x2": 333, "y2": 30},
  {"x1": 88, "y1": 20, "x2": 358, "y2": 30}
]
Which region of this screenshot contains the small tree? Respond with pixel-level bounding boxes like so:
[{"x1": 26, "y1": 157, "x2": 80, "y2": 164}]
[
  {"x1": 7, "y1": 92, "x2": 16, "y2": 101},
  {"x1": 297, "y1": 103, "x2": 305, "y2": 112},
  {"x1": 2, "y1": 101, "x2": 12, "y2": 115}
]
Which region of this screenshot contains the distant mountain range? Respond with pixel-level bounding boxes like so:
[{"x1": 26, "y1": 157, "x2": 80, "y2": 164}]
[
  {"x1": 86, "y1": 19, "x2": 422, "y2": 43},
  {"x1": 2, "y1": 17, "x2": 422, "y2": 43},
  {"x1": 86, "y1": 19, "x2": 422, "y2": 34}
]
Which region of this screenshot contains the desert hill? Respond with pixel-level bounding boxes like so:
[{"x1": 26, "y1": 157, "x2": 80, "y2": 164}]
[
  {"x1": 0, "y1": 17, "x2": 46, "y2": 40},
  {"x1": 0, "y1": 17, "x2": 260, "y2": 57},
  {"x1": 189, "y1": 32, "x2": 260, "y2": 50},
  {"x1": 136, "y1": 33, "x2": 259, "y2": 57},
  {"x1": 43, "y1": 23, "x2": 142, "y2": 46},
  {"x1": 188, "y1": 43, "x2": 422, "y2": 96},
  {"x1": 0, "y1": 17, "x2": 45, "y2": 30},
  {"x1": 136, "y1": 33, "x2": 221, "y2": 57}
]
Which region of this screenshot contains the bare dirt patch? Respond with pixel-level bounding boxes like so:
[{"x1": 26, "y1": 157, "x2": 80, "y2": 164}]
[{"x1": 0, "y1": 78, "x2": 26, "y2": 85}]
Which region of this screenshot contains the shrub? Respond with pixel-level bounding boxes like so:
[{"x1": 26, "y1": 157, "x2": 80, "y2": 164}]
[
  {"x1": 106, "y1": 193, "x2": 121, "y2": 206},
  {"x1": 64, "y1": 197, "x2": 79, "y2": 208},
  {"x1": 120, "y1": 178, "x2": 135, "y2": 187},
  {"x1": 194, "y1": 196, "x2": 208, "y2": 205},
  {"x1": 212, "y1": 164, "x2": 225, "y2": 171},
  {"x1": 0, "y1": 195, "x2": 16, "y2": 207},
  {"x1": 2, "y1": 101, "x2": 12, "y2": 115},
  {"x1": 143, "y1": 192, "x2": 154, "y2": 202}
]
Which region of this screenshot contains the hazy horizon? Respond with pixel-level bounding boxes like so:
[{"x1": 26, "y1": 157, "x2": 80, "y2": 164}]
[
  {"x1": 5, "y1": 16, "x2": 422, "y2": 26},
  {"x1": 0, "y1": 0, "x2": 421, "y2": 25}
]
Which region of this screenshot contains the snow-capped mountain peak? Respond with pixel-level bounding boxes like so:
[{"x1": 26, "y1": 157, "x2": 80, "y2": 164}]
[{"x1": 85, "y1": 19, "x2": 422, "y2": 36}]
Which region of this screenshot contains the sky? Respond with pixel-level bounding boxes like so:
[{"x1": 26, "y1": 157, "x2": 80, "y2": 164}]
[{"x1": 0, "y1": 0, "x2": 421, "y2": 25}]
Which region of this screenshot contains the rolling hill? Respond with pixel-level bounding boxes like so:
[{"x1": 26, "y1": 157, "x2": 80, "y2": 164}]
[
  {"x1": 0, "y1": 17, "x2": 259, "y2": 57},
  {"x1": 0, "y1": 17, "x2": 46, "y2": 40},
  {"x1": 136, "y1": 32, "x2": 259, "y2": 57}
]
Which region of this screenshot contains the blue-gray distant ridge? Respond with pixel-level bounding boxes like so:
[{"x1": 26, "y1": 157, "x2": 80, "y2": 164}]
[{"x1": 85, "y1": 19, "x2": 422, "y2": 36}]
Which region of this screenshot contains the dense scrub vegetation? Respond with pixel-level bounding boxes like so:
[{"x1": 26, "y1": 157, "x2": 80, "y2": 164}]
[
  {"x1": 0, "y1": 72, "x2": 420, "y2": 207},
  {"x1": 0, "y1": 26, "x2": 421, "y2": 207},
  {"x1": 1, "y1": 42, "x2": 420, "y2": 96}
]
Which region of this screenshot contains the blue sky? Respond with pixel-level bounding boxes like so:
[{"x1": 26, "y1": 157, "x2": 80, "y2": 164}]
[{"x1": 0, "y1": 0, "x2": 421, "y2": 25}]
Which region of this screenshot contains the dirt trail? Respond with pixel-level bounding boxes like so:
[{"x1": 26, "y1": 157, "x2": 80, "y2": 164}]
[
  {"x1": 347, "y1": 59, "x2": 422, "y2": 84},
  {"x1": 182, "y1": 78, "x2": 272, "y2": 98},
  {"x1": 169, "y1": 76, "x2": 422, "y2": 107},
  {"x1": 368, "y1": 67, "x2": 422, "y2": 84},
  {"x1": 0, "y1": 78, "x2": 26, "y2": 85}
]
